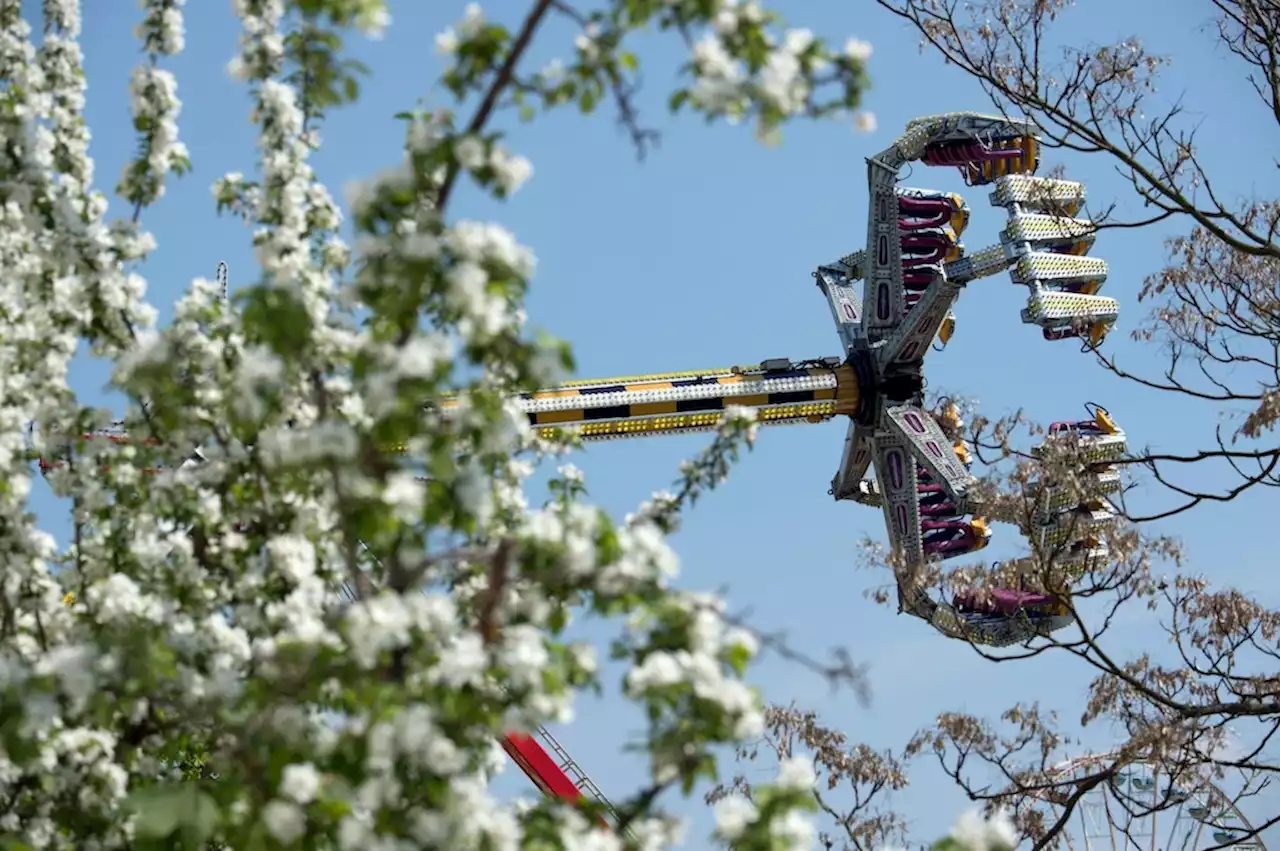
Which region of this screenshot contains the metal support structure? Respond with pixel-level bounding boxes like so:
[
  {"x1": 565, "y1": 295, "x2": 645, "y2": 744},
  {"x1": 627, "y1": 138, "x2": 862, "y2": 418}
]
[{"x1": 531, "y1": 727, "x2": 623, "y2": 825}]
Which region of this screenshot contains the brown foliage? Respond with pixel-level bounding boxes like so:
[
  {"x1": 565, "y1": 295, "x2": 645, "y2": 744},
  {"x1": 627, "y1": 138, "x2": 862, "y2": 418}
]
[
  {"x1": 852, "y1": 412, "x2": 1277, "y2": 849},
  {"x1": 706, "y1": 703, "x2": 909, "y2": 851},
  {"x1": 711, "y1": 5, "x2": 1280, "y2": 848}
]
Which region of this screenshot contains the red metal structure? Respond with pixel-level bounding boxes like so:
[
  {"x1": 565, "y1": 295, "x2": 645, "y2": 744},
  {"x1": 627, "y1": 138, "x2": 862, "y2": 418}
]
[{"x1": 504, "y1": 729, "x2": 620, "y2": 823}]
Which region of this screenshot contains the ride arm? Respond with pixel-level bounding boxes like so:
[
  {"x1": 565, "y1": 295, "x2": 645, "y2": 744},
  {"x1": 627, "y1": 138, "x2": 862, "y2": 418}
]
[
  {"x1": 826, "y1": 174, "x2": 1120, "y2": 347},
  {"x1": 498, "y1": 358, "x2": 862, "y2": 443},
  {"x1": 36, "y1": 357, "x2": 865, "y2": 475},
  {"x1": 829, "y1": 421, "x2": 875, "y2": 501},
  {"x1": 826, "y1": 242, "x2": 1011, "y2": 289},
  {"x1": 858, "y1": 112, "x2": 1040, "y2": 341}
]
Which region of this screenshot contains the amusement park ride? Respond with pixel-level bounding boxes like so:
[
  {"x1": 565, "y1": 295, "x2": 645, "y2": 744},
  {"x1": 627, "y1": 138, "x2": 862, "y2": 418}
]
[
  {"x1": 42, "y1": 113, "x2": 1130, "y2": 828},
  {"x1": 1043, "y1": 753, "x2": 1268, "y2": 851}
]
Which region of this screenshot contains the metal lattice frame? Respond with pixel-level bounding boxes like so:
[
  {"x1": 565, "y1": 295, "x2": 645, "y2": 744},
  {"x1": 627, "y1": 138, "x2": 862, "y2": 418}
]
[{"x1": 1040, "y1": 753, "x2": 1267, "y2": 851}]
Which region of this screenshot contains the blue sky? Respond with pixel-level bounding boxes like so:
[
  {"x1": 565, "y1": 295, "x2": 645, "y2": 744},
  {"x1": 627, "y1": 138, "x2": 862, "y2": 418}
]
[{"x1": 36, "y1": 0, "x2": 1278, "y2": 845}]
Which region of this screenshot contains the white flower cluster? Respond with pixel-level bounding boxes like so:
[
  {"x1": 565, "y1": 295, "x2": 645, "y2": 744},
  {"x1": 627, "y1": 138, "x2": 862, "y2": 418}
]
[
  {"x1": 689, "y1": 25, "x2": 754, "y2": 117},
  {"x1": 712, "y1": 756, "x2": 816, "y2": 850},
  {"x1": 950, "y1": 808, "x2": 1020, "y2": 851},
  {"x1": 135, "y1": 0, "x2": 185, "y2": 54},
  {"x1": 119, "y1": 0, "x2": 189, "y2": 207},
  {"x1": 574, "y1": 21, "x2": 603, "y2": 62},
  {"x1": 692, "y1": 5, "x2": 814, "y2": 121},
  {"x1": 688, "y1": 1, "x2": 877, "y2": 142},
  {"x1": 346, "y1": 106, "x2": 535, "y2": 339},
  {"x1": 123, "y1": 64, "x2": 187, "y2": 205},
  {"x1": 229, "y1": 0, "x2": 285, "y2": 80},
  {"x1": 452, "y1": 133, "x2": 534, "y2": 197},
  {"x1": 625, "y1": 593, "x2": 764, "y2": 743},
  {"x1": 0, "y1": 20, "x2": 184, "y2": 816},
  {"x1": 721, "y1": 404, "x2": 760, "y2": 444},
  {"x1": 434, "y1": 2, "x2": 486, "y2": 56},
  {"x1": 523, "y1": 501, "x2": 679, "y2": 594},
  {"x1": 847, "y1": 35, "x2": 878, "y2": 135},
  {"x1": 626, "y1": 488, "x2": 679, "y2": 527}
]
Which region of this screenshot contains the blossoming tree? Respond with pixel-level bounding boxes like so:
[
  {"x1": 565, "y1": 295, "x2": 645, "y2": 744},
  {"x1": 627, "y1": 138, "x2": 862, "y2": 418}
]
[{"x1": 0, "y1": 0, "x2": 998, "y2": 848}]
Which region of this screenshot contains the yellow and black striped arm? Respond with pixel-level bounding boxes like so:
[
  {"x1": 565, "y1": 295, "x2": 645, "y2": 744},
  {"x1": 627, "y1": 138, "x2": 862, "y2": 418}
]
[
  {"x1": 38, "y1": 358, "x2": 863, "y2": 468},
  {"x1": 471, "y1": 359, "x2": 862, "y2": 442}
]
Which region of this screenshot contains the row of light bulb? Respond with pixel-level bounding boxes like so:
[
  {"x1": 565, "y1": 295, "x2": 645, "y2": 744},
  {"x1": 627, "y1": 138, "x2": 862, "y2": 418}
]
[{"x1": 518, "y1": 373, "x2": 838, "y2": 414}]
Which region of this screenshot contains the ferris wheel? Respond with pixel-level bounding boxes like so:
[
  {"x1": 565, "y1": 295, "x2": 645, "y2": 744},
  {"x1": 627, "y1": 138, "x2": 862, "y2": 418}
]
[{"x1": 1040, "y1": 753, "x2": 1267, "y2": 851}]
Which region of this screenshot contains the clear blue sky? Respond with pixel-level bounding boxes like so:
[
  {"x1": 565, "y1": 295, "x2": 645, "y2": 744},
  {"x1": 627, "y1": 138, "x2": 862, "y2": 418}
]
[{"x1": 37, "y1": 0, "x2": 1277, "y2": 844}]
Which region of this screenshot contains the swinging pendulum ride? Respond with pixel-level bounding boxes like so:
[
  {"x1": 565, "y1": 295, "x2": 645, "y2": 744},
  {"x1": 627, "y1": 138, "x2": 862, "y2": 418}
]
[{"x1": 42, "y1": 113, "x2": 1129, "y2": 823}]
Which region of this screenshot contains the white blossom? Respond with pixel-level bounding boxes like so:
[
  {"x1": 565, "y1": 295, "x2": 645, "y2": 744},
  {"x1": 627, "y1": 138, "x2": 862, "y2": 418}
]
[
  {"x1": 844, "y1": 36, "x2": 873, "y2": 62},
  {"x1": 987, "y1": 810, "x2": 1019, "y2": 850},
  {"x1": 458, "y1": 3, "x2": 486, "y2": 39},
  {"x1": 268, "y1": 534, "x2": 318, "y2": 583},
  {"x1": 356, "y1": 4, "x2": 390, "y2": 39},
  {"x1": 490, "y1": 145, "x2": 534, "y2": 195},
  {"x1": 773, "y1": 809, "x2": 815, "y2": 851},
  {"x1": 775, "y1": 755, "x2": 817, "y2": 791},
  {"x1": 714, "y1": 796, "x2": 757, "y2": 839},
  {"x1": 436, "y1": 28, "x2": 459, "y2": 55},
  {"x1": 454, "y1": 136, "x2": 486, "y2": 170},
  {"x1": 280, "y1": 762, "x2": 322, "y2": 804},
  {"x1": 263, "y1": 799, "x2": 307, "y2": 843},
  {"x1": 539, "y1": 58, "x2": 566, "y2": 83},
  {"x1": 575, "y1": 22, "x2": 601, "y2": 61},
  {"x1": 951, "y1": 808, "x2": 1021, "y2": 851},
  {"x1": 383, "y1": 472, "x2": 426, "y2": 522}
]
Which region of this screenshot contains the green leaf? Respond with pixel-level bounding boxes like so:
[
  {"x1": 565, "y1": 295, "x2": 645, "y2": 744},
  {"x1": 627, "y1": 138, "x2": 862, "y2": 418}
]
[
  {"x1": 619, "y1": 51, "x2": 639, "y2": 71},
  {"x1": 725, "y1": 642, "x2": 752, "y2": 675},
  {"x1": 181, "y1": 792, "x2": 220, "y2": 847},
  {"x1": 243, "y1": 823, "x2": 272, "y2": 851},
  {"x1": 127, "y1": 787, "x2": 184, "y2": 838},
  {"x1": 126, "y1": 783, "x2": 220, "y2": 844}
]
